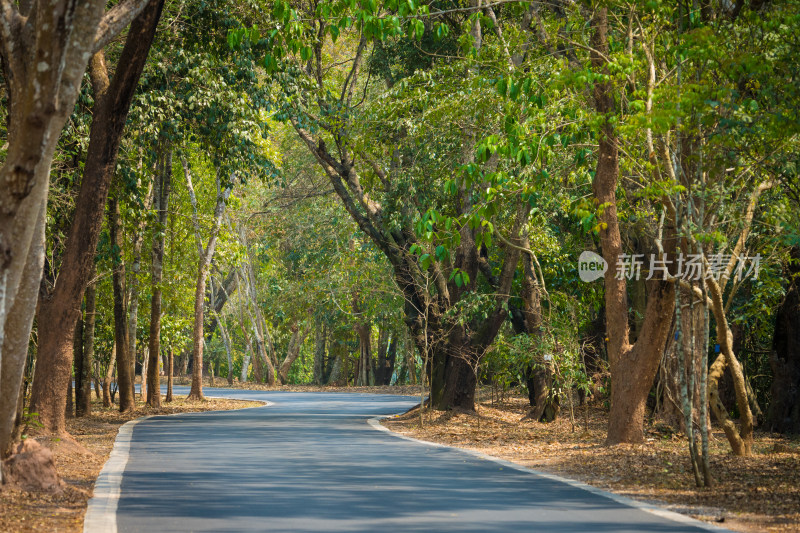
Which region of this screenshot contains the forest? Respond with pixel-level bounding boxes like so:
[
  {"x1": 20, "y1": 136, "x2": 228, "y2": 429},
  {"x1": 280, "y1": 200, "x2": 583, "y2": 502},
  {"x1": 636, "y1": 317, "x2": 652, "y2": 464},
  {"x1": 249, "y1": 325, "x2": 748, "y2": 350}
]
[{"x1": 0, "y1": 0, "x2": 799, "y2": 526}]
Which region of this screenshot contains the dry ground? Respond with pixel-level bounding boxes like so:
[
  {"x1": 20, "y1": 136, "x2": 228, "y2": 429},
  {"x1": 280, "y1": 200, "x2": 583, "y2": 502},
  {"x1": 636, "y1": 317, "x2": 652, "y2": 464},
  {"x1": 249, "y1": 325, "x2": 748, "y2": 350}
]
[
  {"x1": 382, "y1": 392, "x2": 800, "y2": 533},
  {"x1": 0, "y1": 393, "x2": 259, "y2": 533}
]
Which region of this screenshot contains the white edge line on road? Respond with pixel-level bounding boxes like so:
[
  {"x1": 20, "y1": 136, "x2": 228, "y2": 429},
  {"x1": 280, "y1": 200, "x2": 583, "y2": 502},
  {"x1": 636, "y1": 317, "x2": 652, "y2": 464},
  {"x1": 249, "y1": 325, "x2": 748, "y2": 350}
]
[
  {"x1": 83, "y1": 397, "x2": 270, "y2": 533},
  {"x1": 367, "y1": 414, "x2": 731, "y2": 533}
]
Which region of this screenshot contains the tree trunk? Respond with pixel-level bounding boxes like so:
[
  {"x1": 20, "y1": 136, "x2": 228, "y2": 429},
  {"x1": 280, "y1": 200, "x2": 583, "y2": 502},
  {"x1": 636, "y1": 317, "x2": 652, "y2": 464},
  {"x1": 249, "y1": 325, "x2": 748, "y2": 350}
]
[
  {"x1": 215, "y1": 312, "x2": 234, "y2": 386},
  {"x1": 165, "y1": 346, "x2": 174, "y2": 403},
  {"x1": 147, "y1": 147, "x2": 171, "y2": 407},
  {"x1": 768, "y1": 247, "x2": 800, "y2": 434},
  {"x1": 313, "y1": 321, "x2": 326, "y2": 385},
  {"x1": 279, "y1": 325, "x2": 310, "y2": 384},
  {"x1": 238, "y1": 227, "x2": 276, "y2": 384},
  {"x1": 656, "y1": 295, "x2": 709, "y2": 434},
  {"x1": 241, "y1": 350, "x2": 251, "y2": 383},
  {"x1": 354, "y1": 319, "x2": 373, "y2": 386},
  {"x1": 588, "y1": 7, "x2": 676, "y2": 445},
  {"x1": 66, "y1": 368, "x2": 74, "y2": 419},
  {"x1": 25, "y1": 0, "x2": 165, "y2": 434},
  {"x1": 188, "y1": 264, "x2": 207, "y2": 400},
  {"x1": 76, "y1": 273, "x2": 96, "y2": 417},
  {"x1": 327, "y1": 340, "x2": 346, "y2": 386},
  {"x1": 109, "y1": 194, "x2": 135, "y2": 412},
  {"x1": 140, "y1": 346, "x2": 148, "y2": 401},
  {"x1": 103, "y1": 345, "x2": 116, "y2": 408},
  {"x1": 184, "y1": 160, "x2": 231, "y2": 400},
  {"x1": 0, "y1": 0, "x2": 118, "y2": 465}
]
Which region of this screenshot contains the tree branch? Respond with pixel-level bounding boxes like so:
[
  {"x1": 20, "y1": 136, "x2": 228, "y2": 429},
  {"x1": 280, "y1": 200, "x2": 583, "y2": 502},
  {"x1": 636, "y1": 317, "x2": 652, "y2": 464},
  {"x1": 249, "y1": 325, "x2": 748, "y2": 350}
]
[{"x1": 93, "y1": 0, "x2": 152, "y2": 53}]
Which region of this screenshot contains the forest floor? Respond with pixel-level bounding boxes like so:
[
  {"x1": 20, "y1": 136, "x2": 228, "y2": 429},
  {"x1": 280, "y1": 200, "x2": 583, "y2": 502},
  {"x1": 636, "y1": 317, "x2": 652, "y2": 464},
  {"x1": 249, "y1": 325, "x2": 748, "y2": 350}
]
[
  {"x1": 382, "y1": 391, "x2": 800, "y2": 533},
  {"x1": 0, "y1": 393, "x2": 260, "y2": 533}
]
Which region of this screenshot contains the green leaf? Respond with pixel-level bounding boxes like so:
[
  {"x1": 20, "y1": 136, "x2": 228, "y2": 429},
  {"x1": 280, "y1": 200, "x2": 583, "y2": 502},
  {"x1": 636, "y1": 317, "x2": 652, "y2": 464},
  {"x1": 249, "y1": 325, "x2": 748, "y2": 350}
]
[{"x1": 414, "y1": 19, "x2": 424, "y2": 40}]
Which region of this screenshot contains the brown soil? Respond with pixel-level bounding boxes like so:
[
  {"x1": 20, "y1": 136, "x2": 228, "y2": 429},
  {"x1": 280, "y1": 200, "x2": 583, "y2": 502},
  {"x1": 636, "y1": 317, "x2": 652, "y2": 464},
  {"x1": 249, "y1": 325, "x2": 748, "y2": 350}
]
[
  {"x1": 382, "y1": 393, "x2": 800, "y2": 533},
  {"x1": 0, "y1": 394, "x2": 260, "y2": 533}
]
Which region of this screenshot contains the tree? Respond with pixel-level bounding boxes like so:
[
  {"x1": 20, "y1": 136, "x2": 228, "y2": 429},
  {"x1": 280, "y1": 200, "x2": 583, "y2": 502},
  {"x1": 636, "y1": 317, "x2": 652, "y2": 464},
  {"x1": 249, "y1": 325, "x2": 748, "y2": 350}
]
[
  {"x1": 0, "y1": 0, "x2": 155, "y2": 468},
  {"x1": 184, "y1": 157, "x2": 232, "y2": 400},
  {"x1": 28, "y1": 0, "x2": 165, "y2": 433},
  {"x1": 146, "y1": 145, "x2": 172, "y2": 407}
]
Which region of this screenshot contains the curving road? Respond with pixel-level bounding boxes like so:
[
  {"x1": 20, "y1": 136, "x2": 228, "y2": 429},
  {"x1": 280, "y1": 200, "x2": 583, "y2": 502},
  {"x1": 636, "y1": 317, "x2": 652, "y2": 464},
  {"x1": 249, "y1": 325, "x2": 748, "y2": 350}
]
[{"x1": 86, "y1": 387, "x2": 725, "y2": 533}]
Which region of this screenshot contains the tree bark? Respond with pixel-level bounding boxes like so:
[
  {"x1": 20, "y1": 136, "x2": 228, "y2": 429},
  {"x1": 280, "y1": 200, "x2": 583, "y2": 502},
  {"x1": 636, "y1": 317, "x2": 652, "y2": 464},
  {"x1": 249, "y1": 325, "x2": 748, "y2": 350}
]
[
  {"x1": 313, "y1": 322, "x2": 326, "y2": 385},
  {"x1": 102, "y1": 345, "x2": 116, "y2": 408},
  {"x1": 279, "y1": 324, "x2": 310, "y2": 384},
  {"x1": 165, "y1": 346, "x2": 174, "y2": 403},
  {"x1": 26, "y1": 0, "x2": 165, "y2": 433},
  {"x1": 109, "y1": 193, "x2": 136, "y2": 412},
  {"x1": 76, "y1": 271, "x2": 97, "y2": 417},
  {"x1": 147, "y1": 147, "x2": 171, "y2": 407}
]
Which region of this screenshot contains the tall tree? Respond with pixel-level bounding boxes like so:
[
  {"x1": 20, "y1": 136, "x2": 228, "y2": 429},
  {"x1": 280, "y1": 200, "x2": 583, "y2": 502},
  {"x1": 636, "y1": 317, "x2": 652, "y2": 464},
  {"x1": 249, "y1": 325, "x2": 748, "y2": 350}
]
[
  {"x1": 146, "y1": 146, "x2": 172, "y2": 407},
  {"x1": 184, "y1": 158, "x2": 232, "y2": 400},
  {"x1": 28, "y1": 0, "x2": 165, "y2": 433},
  {"x1": 0, "y1": 0, "x2": 155, "y2": 468}
]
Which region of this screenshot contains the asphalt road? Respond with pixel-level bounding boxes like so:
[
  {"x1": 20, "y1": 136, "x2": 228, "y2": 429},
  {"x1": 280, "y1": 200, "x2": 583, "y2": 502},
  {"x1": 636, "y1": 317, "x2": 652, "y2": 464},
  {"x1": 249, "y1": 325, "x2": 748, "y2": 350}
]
[{"x1": 92, "y1": 387, "x2": 724, "y2": 532}]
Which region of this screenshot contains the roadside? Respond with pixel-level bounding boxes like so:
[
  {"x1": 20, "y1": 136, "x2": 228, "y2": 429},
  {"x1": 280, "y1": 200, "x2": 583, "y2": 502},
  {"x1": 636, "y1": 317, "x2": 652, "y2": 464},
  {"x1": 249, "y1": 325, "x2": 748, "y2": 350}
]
[
  {"x1": 0, "y1": 393, "x2": 260, "y2": 533},
  {"x1": 382, "y1": 394, "x2": 800, "y2": 533}
]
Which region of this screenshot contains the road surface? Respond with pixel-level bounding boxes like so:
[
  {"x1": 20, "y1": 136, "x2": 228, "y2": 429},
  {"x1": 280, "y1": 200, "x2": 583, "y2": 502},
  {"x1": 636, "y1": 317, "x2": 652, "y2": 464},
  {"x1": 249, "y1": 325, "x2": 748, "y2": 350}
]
[{"x1": 86, "y1": 387, "x2": 724, "y2": 532}]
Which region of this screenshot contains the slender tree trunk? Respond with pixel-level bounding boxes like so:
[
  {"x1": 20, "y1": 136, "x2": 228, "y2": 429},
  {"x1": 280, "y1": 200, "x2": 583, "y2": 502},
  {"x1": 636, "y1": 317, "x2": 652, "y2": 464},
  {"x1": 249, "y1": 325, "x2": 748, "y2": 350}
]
[
  {"x1": 140, "y1": 346, "x2": 148, "y2": 401},
  {"x1": 241, "y1": 350, "x2": 251, "y2": 383},
  {"x1": 66, "y1": 367, "x2": 74, "y2": 419},
  {"x1": 103, "y1": 345, "x2": 116, "y2": 408},
  {"x1": 76, "y1": 273, "x2": 96, "y2": 417},
  {"x1": 109, "y1": 194, "x2": 135, "y2": 412},
  {"x1": 165, "y1": 346, "x2": 174, "y2": 403},
  {"x1": 184, "y1": 160, "x2": 231, "y2": 400},
  {"x1": 188, "y1": 266, "x2": 207, "y2": 400},
  {"x1": 213, "y1": 310, "x2": 234, "y2": 386},
  {"x1": 238, "y1": 227, "x2": 276, "y2": 383},
  {"x1": 147, "y1": 148, "x2": 171, "y2": 407},
  {"x1": 313, "y1": 322, "x2": 325, "y2": 385}
]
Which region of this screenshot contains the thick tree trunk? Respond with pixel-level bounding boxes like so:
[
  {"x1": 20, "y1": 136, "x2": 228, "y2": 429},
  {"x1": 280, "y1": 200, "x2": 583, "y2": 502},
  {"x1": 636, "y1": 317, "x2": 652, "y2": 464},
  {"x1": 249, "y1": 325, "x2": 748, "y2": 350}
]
[
  {"x1": 768, "y1": 247, "x2": 800, "y2": 434},
  {"x1": 327, "y1": 340, "x2": 346, "y2": 386},
  {"x1": 0, "y1": 0, "x2": 121, "y2": 465},
  {"x1": 109, "y1": 194, "x2": 135, "y2": 412},
  {"x1": 147, "y1": 148, "x2": 171, "y2": 407},
  {"x1": 25, "y1": 0, "x2": 165, "y2": 435},
  {"x1": 590, "y1": 7, "x2": 675, "y2": 445}
]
